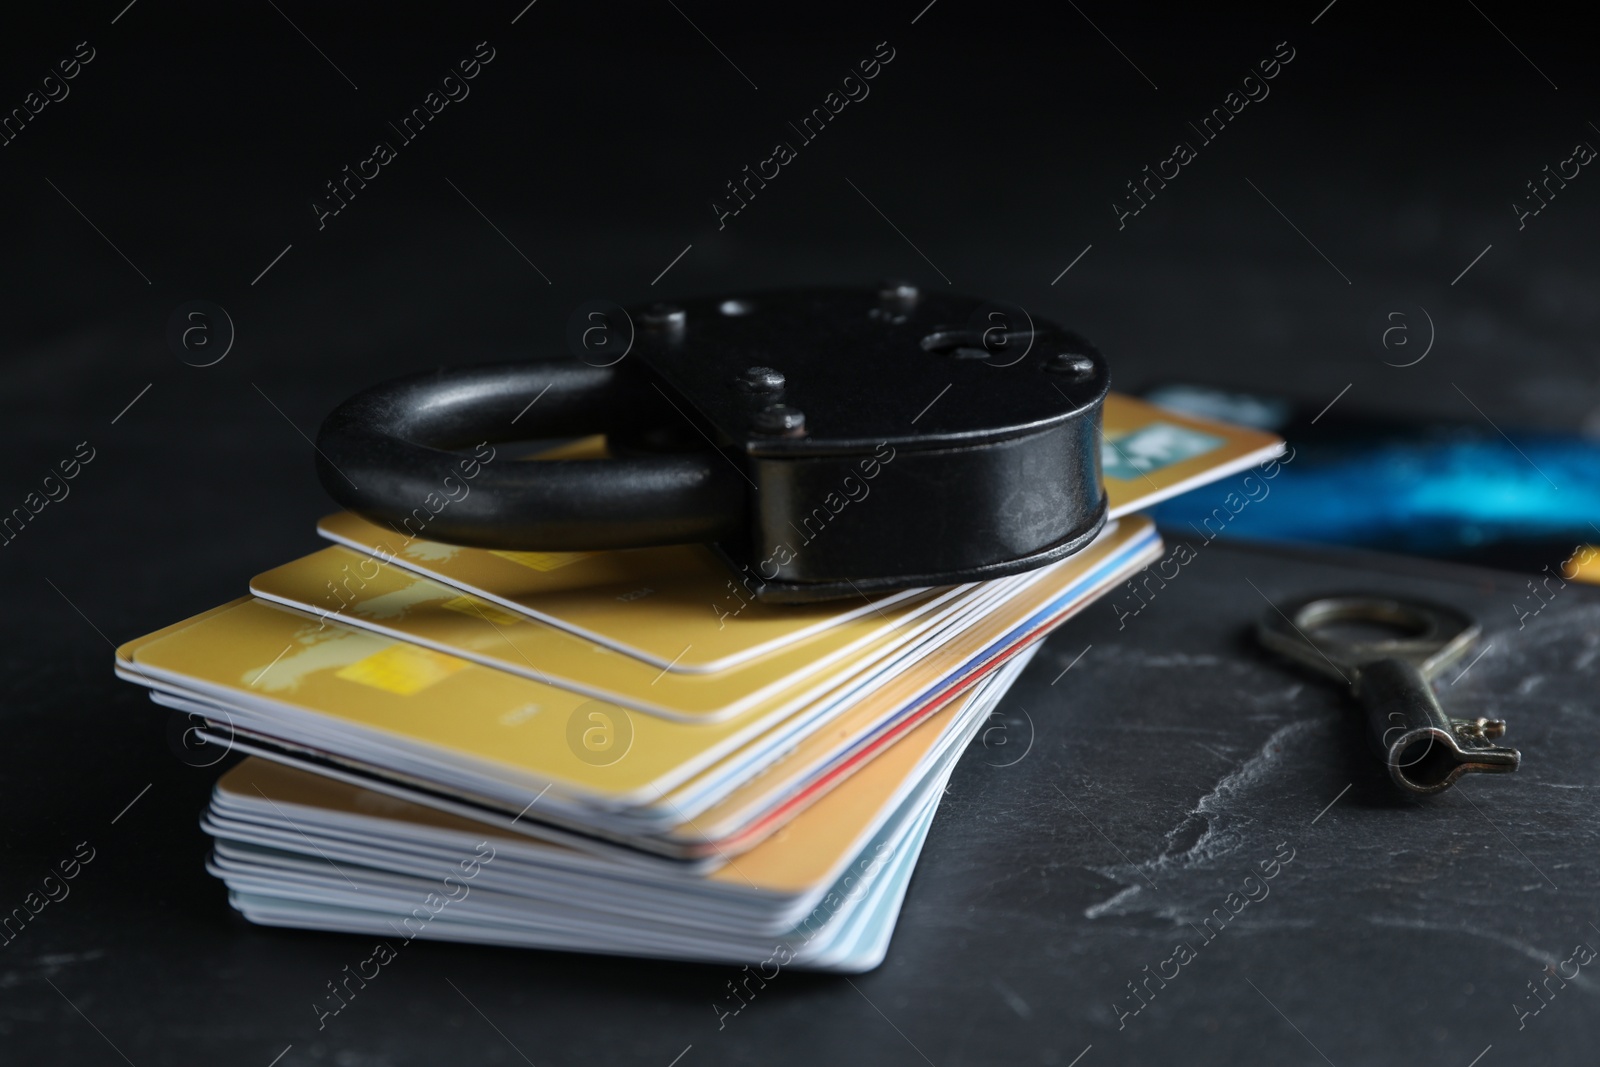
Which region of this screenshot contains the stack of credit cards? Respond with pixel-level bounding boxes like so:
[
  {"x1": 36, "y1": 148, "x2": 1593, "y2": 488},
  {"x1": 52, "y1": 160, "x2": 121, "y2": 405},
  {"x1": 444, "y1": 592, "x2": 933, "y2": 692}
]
[{"x1": 114, "y1": 395, "x2": 1281, "y2": 971}]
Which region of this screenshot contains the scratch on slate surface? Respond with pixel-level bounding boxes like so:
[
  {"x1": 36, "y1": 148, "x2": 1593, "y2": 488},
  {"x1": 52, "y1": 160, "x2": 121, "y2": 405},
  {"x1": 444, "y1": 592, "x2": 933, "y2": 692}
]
[{"x1": 1085, "y1": 718, "x2": 1324, "y2": 919}]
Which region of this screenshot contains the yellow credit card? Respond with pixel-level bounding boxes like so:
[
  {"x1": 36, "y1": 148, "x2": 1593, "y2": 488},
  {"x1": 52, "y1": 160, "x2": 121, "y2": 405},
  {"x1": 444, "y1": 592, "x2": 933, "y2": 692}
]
[
  {"x1": 116, "y1": 597, "x2": 251, "y2": 666},
  {"x1": 218, "y1": 661, "x2": 974, "y2": 898},
  {"x1": 1102, "y1": 393, "x2": 1284, "y2": 516},
  {"x1": 125, "y1": 519, "x2": 1157, "y2": 816},
  {"x1": 249, "y1": 544, "x2": 970, "y2": 723},
  {"x1": 129, "y1": 598, "x2": 731, "y2": 805},
  {"x1": 253, "y1": 519, "x2": 1158, "y2": 845},
  {"x1": 317, "y1": 510, "x2": 930, "y2": 675}
]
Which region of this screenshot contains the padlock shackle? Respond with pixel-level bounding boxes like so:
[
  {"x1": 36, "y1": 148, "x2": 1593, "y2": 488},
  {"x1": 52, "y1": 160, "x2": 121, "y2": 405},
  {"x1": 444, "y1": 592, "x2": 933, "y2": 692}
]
[{"x1": 314, "y1": 361, "x2": 746, "y2": 550}]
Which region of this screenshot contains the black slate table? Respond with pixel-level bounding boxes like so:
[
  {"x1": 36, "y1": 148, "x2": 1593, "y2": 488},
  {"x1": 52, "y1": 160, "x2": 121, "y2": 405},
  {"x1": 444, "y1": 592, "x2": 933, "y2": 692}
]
[
  {"x1": 4, "y1": 4, "x2": 1599, "y2": 1063},
  {"x1": 8, "y1": 534, "x2": 1596, "y2": 1066}
]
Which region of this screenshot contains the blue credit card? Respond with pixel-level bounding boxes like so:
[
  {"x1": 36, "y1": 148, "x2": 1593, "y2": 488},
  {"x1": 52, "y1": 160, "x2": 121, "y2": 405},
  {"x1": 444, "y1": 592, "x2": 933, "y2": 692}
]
[{"x1": 1142, "y1": 383, "x2": 1600, "y2": 573}]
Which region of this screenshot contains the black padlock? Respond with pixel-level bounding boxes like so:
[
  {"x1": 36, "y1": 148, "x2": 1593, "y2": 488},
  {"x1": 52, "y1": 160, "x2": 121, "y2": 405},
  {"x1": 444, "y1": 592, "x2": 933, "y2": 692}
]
[{"x1": 315, "y1": 285, "x2": 1108, "y2": 602}]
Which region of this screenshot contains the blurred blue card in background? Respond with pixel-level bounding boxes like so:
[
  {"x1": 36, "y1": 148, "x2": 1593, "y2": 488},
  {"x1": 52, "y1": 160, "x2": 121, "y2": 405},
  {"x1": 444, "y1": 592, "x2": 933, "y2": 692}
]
[{"x1": 1143, "y1": 383, "x2": 1600, "y2": 581}]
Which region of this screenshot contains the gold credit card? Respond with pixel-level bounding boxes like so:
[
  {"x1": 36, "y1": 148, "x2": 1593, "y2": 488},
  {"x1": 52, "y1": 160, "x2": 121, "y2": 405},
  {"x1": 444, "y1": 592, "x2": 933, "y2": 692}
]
[
  {"x1": 218, "y1": 655, "x2": 972, "y2": 899},
  {"x1": 123, "y1": 519, "x2": 1156, "y2": 818},
  {"x1": 249, "y1": 546, "x2": 966, "y2": 723},
  {"x1": 1102, "y1": 393, "x2": 1284, "y2": 515},
  {"x1": 246, "y1": 519, "x2": 1158, "y2": 841},
  {"x1": 318, "y1": 510, "x2": 930, "y2": 675},
  {"x1": 129, "y1": 597, "x2": 740, "y2": 805}
]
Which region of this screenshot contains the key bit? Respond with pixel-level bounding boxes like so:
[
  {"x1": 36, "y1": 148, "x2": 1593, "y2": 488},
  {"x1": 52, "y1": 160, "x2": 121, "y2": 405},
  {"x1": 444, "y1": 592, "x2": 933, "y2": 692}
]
[{"x1": 1257, "y1": 594, "x2": 1520, "y2": 796}]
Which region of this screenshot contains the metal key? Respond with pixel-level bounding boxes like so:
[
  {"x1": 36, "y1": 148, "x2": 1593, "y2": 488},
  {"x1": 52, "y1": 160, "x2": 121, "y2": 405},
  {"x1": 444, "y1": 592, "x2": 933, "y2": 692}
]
[{"x1": 1257, "y1": 594, "x2": 1519, "y2": 796}]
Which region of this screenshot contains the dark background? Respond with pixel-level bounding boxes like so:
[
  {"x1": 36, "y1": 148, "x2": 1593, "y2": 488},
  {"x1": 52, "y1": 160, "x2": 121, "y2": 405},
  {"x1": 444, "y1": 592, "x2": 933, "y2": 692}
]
[{"x1": 2, "y1": 1, "x2": 1597, "y2": 1064}]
